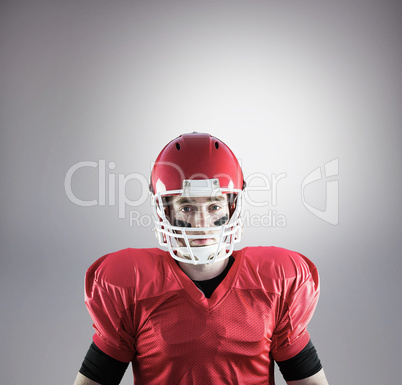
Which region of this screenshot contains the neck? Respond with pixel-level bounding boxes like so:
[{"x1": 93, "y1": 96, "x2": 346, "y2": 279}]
[{"x1": 178, "y1": 257, "x2": 229, "y2": 281}]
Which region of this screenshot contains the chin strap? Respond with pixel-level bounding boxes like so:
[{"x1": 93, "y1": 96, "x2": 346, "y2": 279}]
[{"x1": 174, "y1": 243, "x2": 230, "y2": 265}]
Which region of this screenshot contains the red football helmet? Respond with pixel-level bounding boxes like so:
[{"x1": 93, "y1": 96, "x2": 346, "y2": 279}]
[{"x1": 150, "y1": 132, "x2": 245, "y2": 264}]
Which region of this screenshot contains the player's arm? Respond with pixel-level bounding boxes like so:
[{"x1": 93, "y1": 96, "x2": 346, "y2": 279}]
[
  {"x1": 272, "y1": 251, "x2": 327, "y2": 384},
  {"x1": 286, "y1": 368, "x2": 329, "y2": 384},
  {"x1": 276, "y1": 339, "x2": 327, "y2": 383},
  {"x1": 78, "y1": 253, "x2": 135, "y2": 385},
  {"x1": 73, "y1": 342, "x2": 129, "y2": 385},
  {"x1": 73, "y1": 372, "x2": 101, "y2": 385}
]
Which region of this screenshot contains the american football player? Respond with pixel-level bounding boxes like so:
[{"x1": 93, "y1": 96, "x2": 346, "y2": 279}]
[{"x1": 73, "y1": 132, "x2": 329, "y2": 385}]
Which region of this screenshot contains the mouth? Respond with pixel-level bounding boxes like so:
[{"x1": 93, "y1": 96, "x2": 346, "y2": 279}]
[{"x1": 190, "y1": 238, "x2": 216, "y2": 246}]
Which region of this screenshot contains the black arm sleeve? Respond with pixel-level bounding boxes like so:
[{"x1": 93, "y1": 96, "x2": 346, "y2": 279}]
[
  {"x1": 275, "y1": 339, "x2": 323, "y2": 381},
  {"x1": 79, "y1": 342, "x2": 129, "y2": 385}
]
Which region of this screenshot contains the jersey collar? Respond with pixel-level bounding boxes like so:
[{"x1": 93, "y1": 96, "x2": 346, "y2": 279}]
[{"x1": 164, "y1": 249, "x2": 244, "y2": 310}]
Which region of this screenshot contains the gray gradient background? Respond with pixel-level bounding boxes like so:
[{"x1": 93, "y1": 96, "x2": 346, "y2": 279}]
[{"x1": 1, "y1": 1, "x2": 401, "y2": 384}]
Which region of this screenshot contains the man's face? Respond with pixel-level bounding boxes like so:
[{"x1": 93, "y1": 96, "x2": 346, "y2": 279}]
[{"x1": 168, "y1": 195, "x2": 230, "y2": 248}]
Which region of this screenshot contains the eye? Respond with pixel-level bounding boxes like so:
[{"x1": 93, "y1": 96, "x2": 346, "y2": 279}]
[
  {"x1": 180, "y1": 206, "x2": 193, "y2": 213},
  {"x1": 210, "y1": 204, "x2": 222, "y2": 211}
]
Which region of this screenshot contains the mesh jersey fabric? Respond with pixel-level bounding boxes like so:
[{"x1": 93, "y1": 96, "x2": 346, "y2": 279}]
[{"x1": 84, "y1": 246, "x2": 320, "y2": 385}]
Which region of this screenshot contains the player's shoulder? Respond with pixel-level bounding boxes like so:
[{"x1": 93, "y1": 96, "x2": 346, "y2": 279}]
[
  {"x1": 238, "y1": 246, "x2": 318, "y2": 287},
  {"x1": 86, "y1": 248, "x2": 174, "y2": 296}
]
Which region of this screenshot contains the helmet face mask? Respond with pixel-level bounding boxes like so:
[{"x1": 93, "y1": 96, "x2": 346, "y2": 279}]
[{"x1": 150, "y1": 133, "x2": 245, "y2": 265}]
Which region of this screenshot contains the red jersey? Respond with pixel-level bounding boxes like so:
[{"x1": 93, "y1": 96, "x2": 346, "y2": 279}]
[{"x1": 85, "y1": 246, "x2": 320, "y2": 385}]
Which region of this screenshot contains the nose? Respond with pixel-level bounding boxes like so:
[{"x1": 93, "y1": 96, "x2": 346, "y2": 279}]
[{"x1": 193, "y1": 209, "x2": 209, "y2": 228}]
